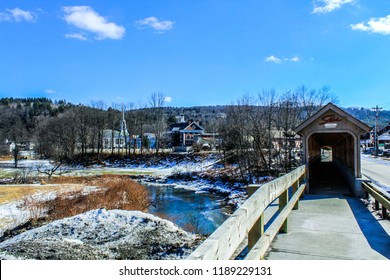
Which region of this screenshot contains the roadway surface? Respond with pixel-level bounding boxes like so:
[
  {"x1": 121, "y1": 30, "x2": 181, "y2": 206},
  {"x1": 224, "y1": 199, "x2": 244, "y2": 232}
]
[{"x1": 361, "y1": 154, "x2": 390, "y2": 196}]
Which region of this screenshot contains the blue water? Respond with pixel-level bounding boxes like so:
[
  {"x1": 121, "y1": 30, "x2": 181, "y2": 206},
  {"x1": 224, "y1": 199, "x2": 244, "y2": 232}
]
[{"x1": 145, "y1": 185, "x2": 230, "y2": 235}]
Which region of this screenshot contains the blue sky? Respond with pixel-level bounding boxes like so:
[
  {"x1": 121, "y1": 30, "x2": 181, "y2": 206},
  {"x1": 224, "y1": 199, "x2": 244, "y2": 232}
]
[{"x1": 1, "y1": 0, "x2": 390, "y2": 109}]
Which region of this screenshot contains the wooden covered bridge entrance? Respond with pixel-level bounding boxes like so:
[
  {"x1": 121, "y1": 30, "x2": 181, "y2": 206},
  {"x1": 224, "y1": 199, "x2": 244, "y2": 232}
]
[
  {"x1": 295, "y1": 103, "x2": 370, "y2": 197},
  {"x1": 188, "y1": 103, "x2": 390, "y2": 260}
]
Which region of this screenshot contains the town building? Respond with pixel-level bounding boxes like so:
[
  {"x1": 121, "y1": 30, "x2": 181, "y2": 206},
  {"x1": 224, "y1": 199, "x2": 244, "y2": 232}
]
[
  {"x1": 102, "y1": 105, "x2": 130, "y2": 150},
  {"x1": 169, "y1": 120, "x2": 205, "y2": 152}
]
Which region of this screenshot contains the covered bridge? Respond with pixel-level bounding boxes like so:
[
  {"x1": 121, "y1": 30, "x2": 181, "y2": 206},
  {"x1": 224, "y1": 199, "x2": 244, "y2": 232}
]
[{"x1": 294, "y1": 103, "x2": 370, "y2": 197}]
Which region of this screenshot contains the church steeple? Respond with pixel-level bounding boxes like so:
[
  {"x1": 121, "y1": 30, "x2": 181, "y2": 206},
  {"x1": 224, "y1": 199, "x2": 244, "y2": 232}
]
[{"x1": 120, "y1": 103, "x2": 127, "y2": 135}]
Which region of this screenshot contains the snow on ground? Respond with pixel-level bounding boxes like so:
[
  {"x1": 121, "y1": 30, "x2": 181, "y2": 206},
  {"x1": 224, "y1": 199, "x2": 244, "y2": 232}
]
[
  {"x1": 0, "y1": 160, "x2": 53, "y2": 169},
  {"x1": 0, "y1": 209, "x2": 201, "y2": 260},
  {"x1": 0, "y1": 184, "x2": 101, "y2": 237},
  {"x1": 83, "y1": 155, "x2": 219, "y2": 178},
  {"x1": 0, "y1": 201, "x2": 31, "y2": 237}
]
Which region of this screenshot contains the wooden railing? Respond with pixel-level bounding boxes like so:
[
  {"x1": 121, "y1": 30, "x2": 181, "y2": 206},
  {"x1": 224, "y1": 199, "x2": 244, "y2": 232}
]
[
  {"x1": 187, "y1": 165, "x2": 307, "y2": 260},
  {"x1": 362, "y1": 181, "x2": 390, "y2": 220}
]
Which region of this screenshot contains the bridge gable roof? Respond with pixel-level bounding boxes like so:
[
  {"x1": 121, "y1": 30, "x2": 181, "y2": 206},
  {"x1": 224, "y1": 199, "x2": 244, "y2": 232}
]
[{"x1": 294, "y1": 102, "x2": 370, "y2": 136}]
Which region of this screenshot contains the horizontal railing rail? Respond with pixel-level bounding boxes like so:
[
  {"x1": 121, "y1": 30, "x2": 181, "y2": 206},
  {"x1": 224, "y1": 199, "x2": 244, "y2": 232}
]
[
  {"x1": 362, "y1": 181, "x2": 390, "y2": 219},
  {"x1": 187, "y1": 165, "x2": 306, "y2": 260}
]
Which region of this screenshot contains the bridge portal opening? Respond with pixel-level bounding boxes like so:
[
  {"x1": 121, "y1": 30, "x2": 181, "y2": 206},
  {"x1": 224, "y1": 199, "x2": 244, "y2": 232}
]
[
  {"x1": 321, "y1": 146, "x2": 332, "y2": 162},
  {"x1": 308, "y1": 132, "x2": 354, "y2": 195}
]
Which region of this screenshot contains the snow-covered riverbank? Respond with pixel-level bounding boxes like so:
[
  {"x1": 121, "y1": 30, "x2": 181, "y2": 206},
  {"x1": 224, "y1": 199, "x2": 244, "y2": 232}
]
[{"x1": 0, "y1": 209, "x2": 202, "y2": 260}]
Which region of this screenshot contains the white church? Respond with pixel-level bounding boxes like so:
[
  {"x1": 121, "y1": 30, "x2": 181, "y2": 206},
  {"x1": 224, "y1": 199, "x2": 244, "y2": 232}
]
[{"x1": 102, "y1": 105, "x2": 130, "y2": 150}]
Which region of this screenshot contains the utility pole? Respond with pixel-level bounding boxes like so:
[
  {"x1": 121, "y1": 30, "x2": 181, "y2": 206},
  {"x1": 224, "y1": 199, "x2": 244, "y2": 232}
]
[{"x1": 372, "y1": 105, "x2": 382, "y2": 156}]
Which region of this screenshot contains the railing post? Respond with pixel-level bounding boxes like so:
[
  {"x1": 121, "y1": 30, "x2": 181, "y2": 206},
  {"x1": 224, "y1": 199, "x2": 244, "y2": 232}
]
[
  {"x1": 292, "y1": 179, "x2": 299, "y2": 210},
  {"x1": 382, "y1": 205, "x2": 388, "y2": 220},
  {"x1": 375, "y1": 199, "x2": 380, "y2": 210},
  {"x1": 279, "y1": 189, "x2": 289, "y2": 233},
  {"x1": 247, "y1": 185, "x2": 264, "y2": 251},
  {"x1": 248, "y1": 213, "x2": 265, "y2": 251}
]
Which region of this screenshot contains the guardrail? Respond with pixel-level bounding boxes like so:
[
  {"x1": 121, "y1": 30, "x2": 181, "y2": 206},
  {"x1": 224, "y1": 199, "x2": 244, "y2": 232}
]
[
  {"x1": 362, "y1": 181, "x2": 390, "y2": 219},
  {"x1": 187, "y1": 165, "x2": 306, "y2": 260}
]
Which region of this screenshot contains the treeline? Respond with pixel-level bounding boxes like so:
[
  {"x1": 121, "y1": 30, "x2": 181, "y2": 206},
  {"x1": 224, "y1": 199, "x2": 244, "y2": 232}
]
[
  {"x1": 1, "y1": 88, "x2": 389, "y2": 180},
  {"x1": 0, "y1": 94, "x2": 228, "y2": 166},
  {"x1": 0, "y1": 93, "x2": 170, "y2": 165}
]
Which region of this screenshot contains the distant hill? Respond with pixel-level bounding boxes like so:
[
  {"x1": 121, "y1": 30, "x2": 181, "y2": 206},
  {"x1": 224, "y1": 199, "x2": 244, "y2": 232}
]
[
  {"x1": 0, "y1": 97, "x2": 73, "y2": 117},
  {"x1": 343, "y1": 107, "x2": 390, "y2": 129},
  {"x1": 1, "y1": 97, "x2": 389, "y2": 130}
]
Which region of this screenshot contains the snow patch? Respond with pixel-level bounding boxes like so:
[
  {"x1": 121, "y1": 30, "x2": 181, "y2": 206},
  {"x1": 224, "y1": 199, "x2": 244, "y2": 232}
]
[{"x1": 0, "y1": 209, "x2": 201, "y2": 260}]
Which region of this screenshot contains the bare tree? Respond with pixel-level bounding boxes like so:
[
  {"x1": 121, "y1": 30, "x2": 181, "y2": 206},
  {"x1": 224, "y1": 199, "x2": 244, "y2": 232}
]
[
  {"x1": 36, "y1": 161, "x2": 69, "y2": 181},
  {"x1": 90, "y1": 100, "x2": 107, "y2": 158},
  {"x1": 258, "y1": 89, "x2": 278, "y2": 172},
  {"x1": 0, "y1": 108, "x2": 28, "y2": 167},
  {"x1": 130, "y1": 103, "x2": 150, "y2": 155},
  {"x1": 106, "y1": 106, "x2": 121, "y2": 155},
  {"x1": 295, "y1": 85, "x2": 338, "y2": 121},
  {"x1": 275, "y1": 91, "x2": 300, "y2": 172},
  {"x1": 149, "y1": 92, "x2": 167, "y2": 154},
  {"x1": 74, "y1": 106, "x2": 93, "y2": 156},
  {"x1": 35, "y1": 110, "x2": 77, "y2": 159},
  {"x1": 220, "y1": 96, "x2": 255, "y2": 182}
]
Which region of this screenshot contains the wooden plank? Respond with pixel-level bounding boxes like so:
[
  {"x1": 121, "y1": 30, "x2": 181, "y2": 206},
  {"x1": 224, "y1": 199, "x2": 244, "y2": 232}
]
[
  {"x1": 187, "y1": 165, "x2": 306, "y2": 260},
  {"x1": 362, "y1": 182, "x2": 390, "y2": 211},
  {"x1": 278, "y1": 189, "x2": 288, "y2": 233},
  {"x1": 188, "y1": 187, "x2": 270, "y2": 260},
  {"x1": 247, "y1": 185, "x2": 264, "y2": 250},
  {"x1": 248, "y1": 213, "x2": 264, "y2": 250},
  {"x1": 244, "y1": 183, "x2": 306, "y2": 260},
  {"x1": 292, "y1": 178, "x2": 300, "y2": 210}
]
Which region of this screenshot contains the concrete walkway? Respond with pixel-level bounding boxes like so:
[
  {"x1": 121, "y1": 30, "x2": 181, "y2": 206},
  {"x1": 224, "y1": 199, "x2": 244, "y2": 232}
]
[{"x1": 266, "y1": 194, "x2": 390, "y2": 260}]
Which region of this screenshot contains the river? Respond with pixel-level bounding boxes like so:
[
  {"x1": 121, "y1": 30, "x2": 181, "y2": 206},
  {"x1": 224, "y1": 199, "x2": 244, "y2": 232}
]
[{"x1": 145, "y1": 184, "x2": 231, "y2": 235}]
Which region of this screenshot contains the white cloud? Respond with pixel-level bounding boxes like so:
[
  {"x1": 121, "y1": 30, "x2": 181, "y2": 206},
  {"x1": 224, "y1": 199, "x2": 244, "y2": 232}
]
[
  {"x1": 351, "y1": 15, "x2": 390, "y2": 35},
  {"x1": 44, "y1": 89, "x2": 57, "y2": 94},
  {"x1": 265, "y1": 55, "x2": 282, "y2": 63},
  {"x1": 312, "y1": 0, "x2": 354, "y2": 14},
  {"x1": 164, "y1": 96, "x2": 173, "y2": 103},
  {"x1": 65, "y1": 33, "x2": 88, "y2": 41},
  {"x1": 265, "y1": 55, "x2": 300, "y2": 63},
  {"x1": 0, "y1": 8, "x2": 36, "y2": 22},
  {"x1": 136, "y1": 17, "x2": 175, "y2": 32},
  {"x1": 62, "y1": 6, "x2": 125, "y2": 40}
]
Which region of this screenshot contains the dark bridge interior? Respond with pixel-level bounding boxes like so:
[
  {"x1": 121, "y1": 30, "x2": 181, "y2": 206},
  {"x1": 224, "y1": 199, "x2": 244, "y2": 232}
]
[{"x1": 308, "y1": 132, "x2": 355, "y2": 195}]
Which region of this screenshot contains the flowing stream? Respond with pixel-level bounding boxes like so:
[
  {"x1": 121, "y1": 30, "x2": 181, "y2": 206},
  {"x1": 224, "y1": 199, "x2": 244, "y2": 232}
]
[{"x1": 145, "y1": 184, "x2": 231, "y2": 235}]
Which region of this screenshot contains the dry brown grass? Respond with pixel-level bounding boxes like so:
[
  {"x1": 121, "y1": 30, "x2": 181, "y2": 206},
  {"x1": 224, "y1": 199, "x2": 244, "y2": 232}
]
[
  {"x1": 1, "y1": 175, "x2": 151, "y2": 225},
  {"x1": 0, "y1": 185, "x2": 60, "y2": 205},
  {"x1": 43, "y1": 175, "x2": 151, "y2": 221},
  {"x1": 0, "y1": 155, "x2": 12, "y2": 160}
]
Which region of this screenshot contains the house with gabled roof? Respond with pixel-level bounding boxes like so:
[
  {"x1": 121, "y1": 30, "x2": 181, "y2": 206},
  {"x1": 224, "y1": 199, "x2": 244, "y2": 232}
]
[{"x1": 169, "y1": 120, "x2": 205, "y2": 152}]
